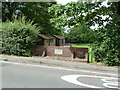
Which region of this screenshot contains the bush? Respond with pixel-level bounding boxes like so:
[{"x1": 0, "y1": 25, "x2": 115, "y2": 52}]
[
  {"x1": 1, "y1": 15, "x2": 40, "y2": 56},
  {"x1": 92, "y1": 27, "x2": 120, "y2": 66},
  {"x1": 93, "y1": 45, "x2": 120, "y2": 66},
  {"x1": 91, "y1": 2, "x2": 120, "y2": 66}
]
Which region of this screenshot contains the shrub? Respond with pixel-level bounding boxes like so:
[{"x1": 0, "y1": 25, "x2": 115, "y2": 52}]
[
  {"x1": 92, "y1": 27, "x2": 120, "y2": 66},
  {"x1": 1, "y1": 15, "x2": 40, "y2": 56}
]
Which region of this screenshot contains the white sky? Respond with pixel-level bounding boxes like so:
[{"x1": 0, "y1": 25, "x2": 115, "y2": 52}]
[
  {"x1": 55, "y1": 0, "x2": 78, "y2": 5},
  {"x1": 56, "y1": 0, "x2": 109, "y2": 6}
]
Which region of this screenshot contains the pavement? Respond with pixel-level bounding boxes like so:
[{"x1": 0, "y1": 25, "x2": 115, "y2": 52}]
[
  {"x1": 0, "y1": 54, "x2": 119, "y2": 89},
  {"x1": 0, "y1": 61, "x2": 119, "y2": 88},
  {"x1": 0, "y1": 54, "x2": 119, "y2": 72}
]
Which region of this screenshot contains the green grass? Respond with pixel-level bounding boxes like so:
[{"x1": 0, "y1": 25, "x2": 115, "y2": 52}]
[
  {"x1": 71, "y1": 43, "x2": 91, "y2": 48},
  {"x1": 70, "y1": 43, "x2": 95, "y2": 63},
  {"x1": 3, "y1": 59, "x2": 8, "y2": 61}
]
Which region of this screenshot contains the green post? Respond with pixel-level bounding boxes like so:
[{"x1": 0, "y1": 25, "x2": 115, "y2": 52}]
[{"x1": 89, "y1": 47, "x2": 95, "y2": 63}]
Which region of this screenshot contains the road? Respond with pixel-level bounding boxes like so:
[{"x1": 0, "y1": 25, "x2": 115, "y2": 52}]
[{"x1": 0, "y1": 61, "x2": 119, "y2": 89}]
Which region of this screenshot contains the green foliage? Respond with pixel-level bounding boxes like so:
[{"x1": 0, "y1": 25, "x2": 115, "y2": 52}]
[
  {"x1": 19, "y1": 2, "x2": 57, "y2": 35},
  {"x1": 22, "y1": 49, "x2": 31, "y2": 57},
  {"x1": 48, "y1": 1, "x2": 102, "y2": 41},
  {"x1": 2, "y1": 2, "x2": 59, "y2": 35},
  {"x1": 48, "y1": 2, "x2": 101, "y2": 29},
  {"x1": 65, "y1": 23, "x2": 96, "y2": 43},
  {"x1": 2, "y1": 2, "x2": 20, "y2": 22},
  {"x1": 92, "y1": 2, "x2": 120, "y2": 66},
  {"x1": 1, "y1": 15, "x2": 40, "y2": 56}
]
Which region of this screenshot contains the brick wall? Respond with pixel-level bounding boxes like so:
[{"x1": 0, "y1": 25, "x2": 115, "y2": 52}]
[{"x1": 31, "y1": 46, "x2": 88, "y2": 62}]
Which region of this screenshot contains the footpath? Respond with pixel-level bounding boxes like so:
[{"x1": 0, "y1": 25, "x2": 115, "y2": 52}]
[{"x1": 0, "y1": 54, "x2": 119, "y2": 72}]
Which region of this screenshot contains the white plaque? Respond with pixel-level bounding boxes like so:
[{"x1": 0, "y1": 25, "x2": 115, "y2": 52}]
[{"x1": 54, "y1": 49, "x2": 63, "y2": 54}]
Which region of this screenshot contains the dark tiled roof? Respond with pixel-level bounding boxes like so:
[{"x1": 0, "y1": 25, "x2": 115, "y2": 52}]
[
  {"x1": 39, "y1": 34, "x2": 55, "y2": 39},
  {"x1": 53, "y1": 35, "x2": 65, "y2": 39}
]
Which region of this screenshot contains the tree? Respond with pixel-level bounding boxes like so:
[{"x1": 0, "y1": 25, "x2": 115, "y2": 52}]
[
  {"x1": 92, "y1": 2, "x2": 120, "y2": 66},
  {"x1": 0, "y1": 2, "x2": 2, "y2": 21},
  {"x1": 1, "y1": 15, "x2": 40, "y2": 56},
  {"x1": 2, "y1": 2, "x2": 59, "y2": 35},
  {"x1": 19, "y1": 2, "x2": 57, "y2": 34},
  {"x1": 48, "y1": 2, "x2": 102, "y2": 30},
  {"x1": 2, "y1": 2, "x2": 20, "y2": 22},
  {"x1": 65, "y1": 23, "x2": 96, "y2": 43}
]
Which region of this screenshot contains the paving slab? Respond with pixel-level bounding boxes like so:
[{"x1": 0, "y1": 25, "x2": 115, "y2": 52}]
[{"x1": 0, "y1": 54, "x2": 119, "y2": 72}]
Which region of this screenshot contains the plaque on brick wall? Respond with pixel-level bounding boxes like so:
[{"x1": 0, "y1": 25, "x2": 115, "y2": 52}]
[{"x1": 54, "y1": 49, "x2": 63, "y2": 54}]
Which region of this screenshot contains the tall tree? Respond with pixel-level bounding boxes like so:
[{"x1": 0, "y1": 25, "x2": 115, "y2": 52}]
[
  {"x1": 2, "y1": 2, "x2": 20, "y2": 22},
  {"x1": 2, "y1": 2, "x2": 59, "y2": 35},
  {"x1": 48, "y1": 1, "x2": 102, "y2": 41},
  {"x1": 48, "y1": 2, "x2": 102, "y2": 30},
  {"x1": 65, "y1": 23, "x2": 96, "y2": 43},
  {"x1": 92, "y1": 2, "x2": 120, "y2": 66},
  {"x1": 19, "y1": 2, "x2": 57, "y2": 34}
]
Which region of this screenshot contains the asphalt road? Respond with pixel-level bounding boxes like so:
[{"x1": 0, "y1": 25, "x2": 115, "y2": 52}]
[{"x1": 0, "y1": 61, "x2": 119, "y2": 89}]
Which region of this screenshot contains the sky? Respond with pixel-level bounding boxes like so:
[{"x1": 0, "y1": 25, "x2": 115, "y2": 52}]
[
  {"x1": 56, "y1": 0, "x2": 108, "y2": 5},
  {"x1": 55, "y1": 0, "x2": 78, "y2": 5}
]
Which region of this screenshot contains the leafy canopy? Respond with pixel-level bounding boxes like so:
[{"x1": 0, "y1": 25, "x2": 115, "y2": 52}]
[
  {"x1": 2, "y1": 2, "x2": 60, "y2": 35},
  {"x1": 92, "y1": 2, "x2": 120, "y2": 66}
]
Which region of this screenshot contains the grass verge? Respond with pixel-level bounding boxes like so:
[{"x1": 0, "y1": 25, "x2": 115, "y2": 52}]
[
  {"x1": 71, "y1": 43, "x2": 95, "y2": 63},
  {"x1": 3, "y1": 59, "x2": 8, "y2": 61}
]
